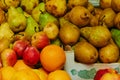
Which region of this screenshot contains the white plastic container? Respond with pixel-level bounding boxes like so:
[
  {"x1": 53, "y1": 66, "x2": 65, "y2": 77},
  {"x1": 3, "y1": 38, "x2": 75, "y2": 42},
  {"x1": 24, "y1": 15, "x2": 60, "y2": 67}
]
[
  {"x1": 89, "y1": 0, "x2": 100, "y2": 7},
  {"x1": 64, "y1": 51, "x2": 120, "y2": 80}
]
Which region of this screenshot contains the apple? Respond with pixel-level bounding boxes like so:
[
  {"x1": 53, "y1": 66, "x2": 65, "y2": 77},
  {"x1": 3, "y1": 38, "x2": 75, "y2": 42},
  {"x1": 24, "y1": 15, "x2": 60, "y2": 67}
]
[
  {"x1": 31, "y1": 31, "x2": 50, "y2": 50},
  {"x1": 1, "y1": 48, "x2": 17, "y2": 67},
  {"x1": 23, "y1": 46, "x2": 40, "y2": 66},
  {"x1": 100, "y1": 72, "x2": 120, "y2": 80},
  {"x1": 13, "y1": 39, "x2": 30, "y2": 58},
  {"x1": 94, "y1": 68, "x2": 120, "y2": 80}
]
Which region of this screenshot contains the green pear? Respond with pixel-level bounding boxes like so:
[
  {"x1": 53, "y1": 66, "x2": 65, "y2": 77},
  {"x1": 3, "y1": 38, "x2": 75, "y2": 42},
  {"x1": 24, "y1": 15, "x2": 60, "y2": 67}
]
[
  {"x1": 39, "y1": 12, "x2": 59, "y2": 30},
  {"x1": 59, "y1": 17, "x2": 80, "y2": 45},
  {"x1": 80, "y1": 26, "x2": 111, "y2": 47},
  {"x1": 25, "y1": 16, "x2": 40, "y2": 41},
  {"x1": 32, "y1": 2, "x2": 46, "y2": 22},
  {"x1": 0, "y1": 22, "x2": 14, "y2": 41},
  {"x1": 0, "y1": 38, "x2": 11, "y2": 53},
  {"x1": 0, "y1": 22, "x2": 14, "y2": 53},
  {"x1": 111, "y1": 28, "x2": 120, "y2": 48},
  {"x1": 20, "y1": 0, "x2": 39, "y2": 14},
  {"x1": 50, "y1": 38, "x2": 62, "y2": 46},
  {"x1": 7, "y1": 6, "x2": 27, "y2": 32}
]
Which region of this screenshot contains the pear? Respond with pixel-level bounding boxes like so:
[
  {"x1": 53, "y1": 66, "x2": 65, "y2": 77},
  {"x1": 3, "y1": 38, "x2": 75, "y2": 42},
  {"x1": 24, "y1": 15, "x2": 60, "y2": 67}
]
[
  {"x1": 99, "y1": 8, "x2": 116, "y2": 28},
  {"x1": 86, "y1": 2, "x2": 95, "y2": 13},
  {"x1": 32, "y1": 2, "x2": 46, "y2": 22},
  {"x1": 0, "y1": 22, "x2": 14, "y2": 41},
  {"x1": 114, "y1": 12, "x2": 120, "y2": 29},
  {"x1": 45, "y1": 0, "x2": 67, "y2": 17},
  {"x1": 67, "y1": 0, "x2": 88, "y2": 10},
  {"x1": 4, "y1": 0, "x2": 20, "y2": 8},
  {"x1": 92, "y1": 8, "x2": 103, "y2": 20},
  {"x1": 74, "y1": 40, "x2": 98, "y2": 64},
  {"x1": 13, "y1": 31, "x2": 27, "y2": 41},
  {"x1": 0, "y1": 0, "x2": 7, "y2": 10},
  {"x1": 50, "y1": 38, "x2": 62, "y2": 46},
  {"x1": 100, "y1": 0, "x2": 112, "y2": 9},
  {"x1": 66, "y1": 6, "x2": 91, "y2": 27},
  {"x1": 25, "y1": 16, "x2": 40, "y2": 41},
  {"x1": 7, "y1": 6, "x2": 27, "y2": 32},
  {"x1": 43, "y1": 22, "x2": 59, "y2": 40},
  {"x1": 99, "y1": 42, "x2": 119, "y2": 63},
  {"x1": 0, "y1": 22, "x2": 14, "y2": 53},
  {"x1": 111, "y1": 28, "x2": 120, "y2": 48},
  {"x1": 111, "y1": 0, "x2": 120, "y2": 12},
  {"x1": 0, "y1": 38, "x2": 11, "y2": 53},
  {"x1": 20, "y1": 0, "x2": 39, "y2": 14},
  {"x1": 0, "y1": 8, "x2": 6, "y2": 24},
  {"x1": 80, "y1": 26, "x2": 111, "y2": 47},
  {"x1": 89, "y1": 14, "x2": 99, "y2": 26},
  {"x1": 39, "y1": 12, "x2": 59, "y2": 30},
  {"x1": 0, "y1": 0, "x2": 20, "y2": 10},
  {"x1": 59, "y1": 17, "x2": 80, "y2": 45}
]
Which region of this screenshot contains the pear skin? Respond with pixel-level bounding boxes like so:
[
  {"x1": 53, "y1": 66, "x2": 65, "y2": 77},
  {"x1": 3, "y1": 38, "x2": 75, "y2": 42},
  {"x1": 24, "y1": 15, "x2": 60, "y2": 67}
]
[
  {"x1": 20, "y1": 0, "x2": 39, "y2": 14},
  {"x1": 59, "y1": 17, "x2": 80, "y2": 45},
  {"x1": 7, "y1": 6, "x2": 27, "y2": 32},
  {"x1": 0, "y1": 22, "x2": 14, "y2": 41},
  {"x1": 39, "y1": 12, "x2": 59, "y2": 30},
  {"x1": 25, "y1": 16, "x2": 40, "y2": 41},
  {"x1": 80, "y1": 26, "x2": 111, "y2": 47},
  {"x1": 32, "y1": 2, "x2": 46, "y2": 22},
  {"x1": 45, "y1": 0, "x2": 67, "y2": 17}
]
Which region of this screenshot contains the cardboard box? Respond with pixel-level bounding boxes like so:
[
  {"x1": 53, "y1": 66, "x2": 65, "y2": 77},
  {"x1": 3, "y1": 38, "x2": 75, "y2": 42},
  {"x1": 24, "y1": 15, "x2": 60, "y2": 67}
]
[{"x1": 64, "y1": 51, "x2": 120, "y2": 80}]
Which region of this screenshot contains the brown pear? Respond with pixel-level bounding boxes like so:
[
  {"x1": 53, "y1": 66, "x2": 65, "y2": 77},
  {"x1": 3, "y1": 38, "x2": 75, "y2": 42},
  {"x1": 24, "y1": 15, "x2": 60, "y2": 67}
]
[
  {"x1": 80, "y1": 26, "x2": 111, "y2": 47},
  {"x1": 99, "y1": 8, "x2": 116, "y2": 28},
  {"x1": 100, "y1": 0, "x2": 112, "y2": 9},
  {"x1": 99, "y1": 42, "x2": 119, "y2": 63},
  {"x1": 59, "y1": 17, "x2": 80, "y2": 45},
  {"x1": 74, "y1": 40, "x2": 98, "y2": 64},
  {"x1": 67, "y1": 0, "x2": 88, "y2": 10},
  {"x1": 114, "y1": 12, "x2": 120, "y2": 29},
  {"x1": 67, "y1": 6, "x2": 91, "y2": 27},
  {"x1": 45, "y1": 0, "x2": 67, "y2": 17},
  {"x1": 111, "y1": 0, "x2": 120, "y2": 12}
]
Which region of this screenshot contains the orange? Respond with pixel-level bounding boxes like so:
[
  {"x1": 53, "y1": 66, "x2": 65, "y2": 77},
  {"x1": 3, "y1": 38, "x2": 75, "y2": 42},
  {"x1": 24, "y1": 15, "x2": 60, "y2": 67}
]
[
  {"x1": 40, "y1": 44, "x2": 66, "y2": 72},
  {"x1": 47, "y1": 70, "x2": 71, "y2": 80},
  {"x1": 10, "y1": 69, "x2": 40, "y2": 80},
  {"x1": 32, "y1": 68, "x2": 48, "y2": 80},
  {"x1": 0, "y1": 66, "x2": 16, "y2": 80},
  {"x1": 13, "y1": 59, "x2": 32, "y2": 71}
]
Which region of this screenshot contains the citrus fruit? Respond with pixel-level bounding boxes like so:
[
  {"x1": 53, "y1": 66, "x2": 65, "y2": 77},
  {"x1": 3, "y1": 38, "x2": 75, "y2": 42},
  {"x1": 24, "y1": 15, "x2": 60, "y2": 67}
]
[
  {"x1": 32, "y1": 68, "x2": 48, "y2": 80},
  {"x1": 40, "y1": 44, "x2": 66, "y2": 72},
  {"x1": 0, "y1": 66, "x2": 16, "y2": 80},
  {"x1": 47, "y1": 70, "x2": 71, "y2": 80},
  {"x1": 13, "y1": 59, "x2": 32, "y2": 71},
  {"x1": 10, "y1": 69, "x2": 40, "y2": 80}
]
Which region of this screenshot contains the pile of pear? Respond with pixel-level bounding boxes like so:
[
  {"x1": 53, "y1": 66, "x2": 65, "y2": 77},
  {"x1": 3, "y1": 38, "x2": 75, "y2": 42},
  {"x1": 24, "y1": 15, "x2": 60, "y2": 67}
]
[{"x1": 0, "y1": 0, "x2": 120, "y2": 65}]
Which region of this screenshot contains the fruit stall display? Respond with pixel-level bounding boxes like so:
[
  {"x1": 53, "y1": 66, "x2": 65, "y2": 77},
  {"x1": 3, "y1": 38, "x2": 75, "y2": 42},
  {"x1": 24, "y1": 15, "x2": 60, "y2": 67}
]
[{"x1": 0, "y1": 0, "x2": 120, "y2": 80}]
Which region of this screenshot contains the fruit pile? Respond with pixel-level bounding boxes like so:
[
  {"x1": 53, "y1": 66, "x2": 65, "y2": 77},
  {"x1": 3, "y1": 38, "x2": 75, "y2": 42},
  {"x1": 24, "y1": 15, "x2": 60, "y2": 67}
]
[{"x1": 0, "y1": 0, "x2": 120, "y2": 79}]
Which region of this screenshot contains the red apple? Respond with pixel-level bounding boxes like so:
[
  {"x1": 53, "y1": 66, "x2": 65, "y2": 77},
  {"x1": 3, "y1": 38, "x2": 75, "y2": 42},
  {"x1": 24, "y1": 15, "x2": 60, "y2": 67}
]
[
  {"x1": 94, "y1": 68, "x2": 120, "y2": 80},
  {"x1": 13, "y1": 39, "x2": 30, "y2": 58},
  {"x1": 31, "y1": 31, "x2": 50, "y2": 50},
  {"x1": 1, "y1": 48, "x2": 17, "y2": 67},
  {"x1": 23, "y1": 46, "x2": 40, "y2": 66},
  {"x1": 94, "y1": 69, "x2": 109, "y2": 80}
]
